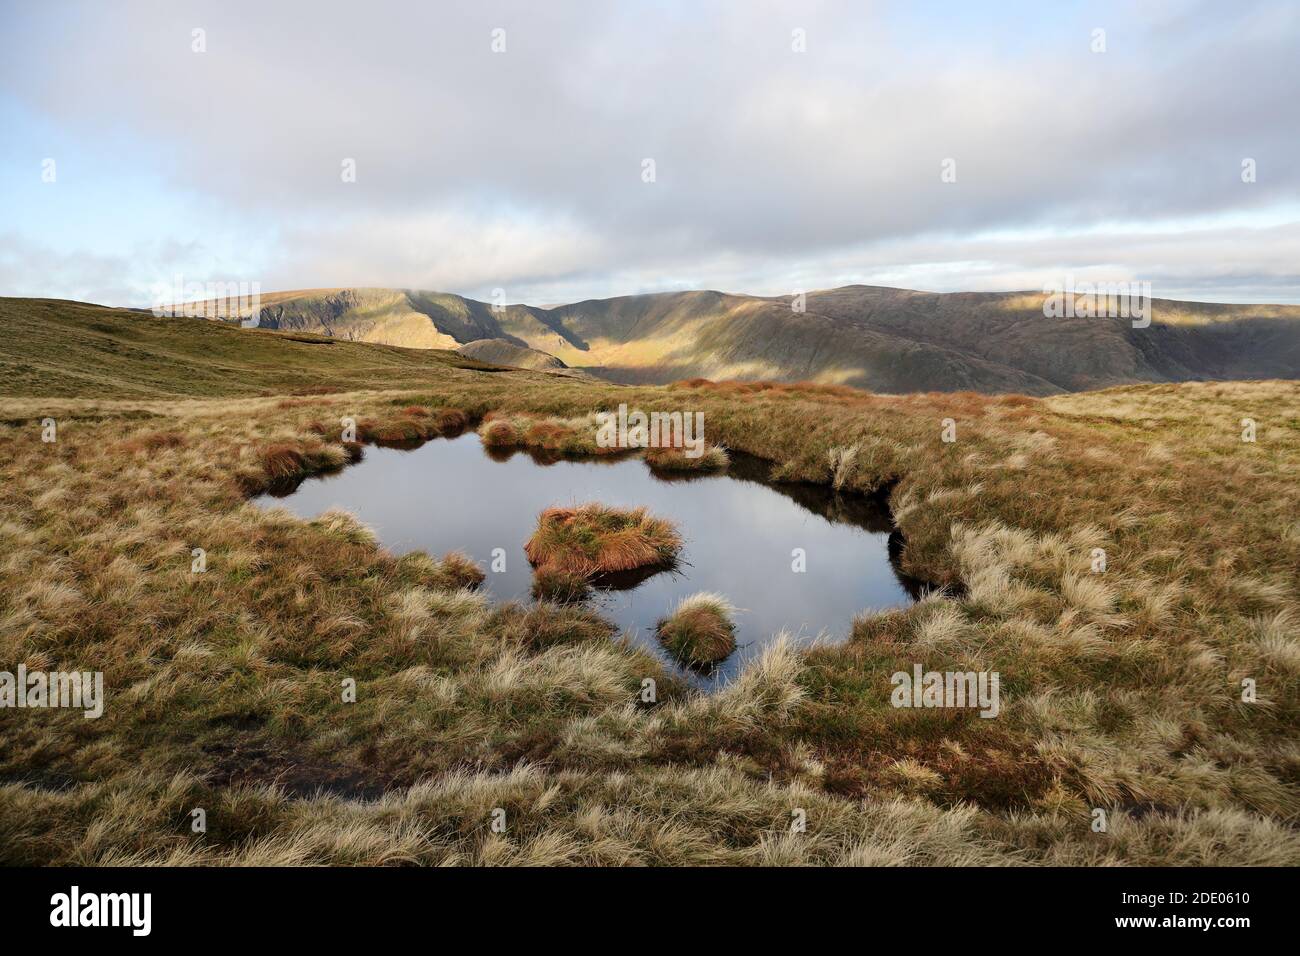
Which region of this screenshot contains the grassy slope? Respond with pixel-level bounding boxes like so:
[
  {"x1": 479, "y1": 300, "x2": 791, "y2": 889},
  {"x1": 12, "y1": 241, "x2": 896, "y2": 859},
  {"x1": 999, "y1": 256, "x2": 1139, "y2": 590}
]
[
  {"x1": 802, "y1": 286, "x2": 1300, "y2": 391},
  {"x1": 456, "y1": 338, "x2": 568, "y2": 371},
  {"x1": 0, "y1": 297, "x2": 495, "y2": 400},
  {"x1": 0, "y1": 300, "x2": 1296, "y2": 865}
]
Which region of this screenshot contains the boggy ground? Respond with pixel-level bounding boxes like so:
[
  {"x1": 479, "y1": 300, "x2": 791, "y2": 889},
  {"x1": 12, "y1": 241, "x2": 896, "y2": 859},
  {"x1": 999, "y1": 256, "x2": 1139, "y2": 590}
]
[{"x1": 0, "y1": 308, "x2": 1297, "y2": 864}]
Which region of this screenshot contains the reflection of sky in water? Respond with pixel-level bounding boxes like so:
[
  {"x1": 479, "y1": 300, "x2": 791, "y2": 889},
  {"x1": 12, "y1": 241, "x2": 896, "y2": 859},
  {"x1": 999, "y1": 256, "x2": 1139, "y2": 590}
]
[{"x1": 257, "y1": 434, "x2": 916, "y2": 687}]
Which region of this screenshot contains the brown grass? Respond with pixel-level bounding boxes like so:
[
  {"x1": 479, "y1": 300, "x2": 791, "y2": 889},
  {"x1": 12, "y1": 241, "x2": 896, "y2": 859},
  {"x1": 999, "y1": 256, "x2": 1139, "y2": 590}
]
[
  {"x1": 477, "y1": 412, "x2": 622, "y2": 459},
  {"x1": 644, "y1": 443, "x2": 730, "y2": 473},
  {"x1": 531, "y1": 566, "x2": 592, "y2": 604},
  {"x1": 656, "y1": 593, "x2": 738, "y2": 665},
  {"x1": 524, "y1": 504, "x2": 682, "y2": 578},
  {"x1": 480, "y1": 418, "x2": 520, "y2": 448},
  {"x1": 435, "y1": 551, "x2": 485, "y2": 590},
  {"x1": 258, "y1": 442, "x2": 307, "y2": 479},
  {"x1": 435, "y1": 408, "x2": 470, "y2": 433},
  {"x1": 117, "y1": 430, "x2": 187, "y2": 455}
]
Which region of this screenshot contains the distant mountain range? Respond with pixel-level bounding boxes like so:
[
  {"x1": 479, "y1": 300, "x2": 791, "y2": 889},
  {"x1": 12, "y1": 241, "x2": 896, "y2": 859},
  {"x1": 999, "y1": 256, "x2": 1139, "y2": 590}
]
[{"x1": 201, "y1": 285, "x2": 1300, "y2": 395}]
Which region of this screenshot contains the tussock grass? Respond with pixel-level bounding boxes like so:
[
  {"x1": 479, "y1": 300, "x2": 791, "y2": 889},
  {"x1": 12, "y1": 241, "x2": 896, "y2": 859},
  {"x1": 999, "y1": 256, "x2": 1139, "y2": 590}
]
[
  {"x1": 531, "y1": 567, "x2": 592, "y2": 604},
  {"x1": 421, "y1": 551, "x2": 485, "y2": 591},
  {"x1": 656, "y1": 592, "x2": 738, "y2": 665},
  {"x1": 524, "y1": 504, "x2": 682, "y2": 578},
  {"x1": 478, "y1": 412, "x2": 616, "y2": 459},
  {"x1": 827, "y1": 444, "x2": 860, "y2": 490},
  {"x1": 644, "y1": 443, "x2": 730, "y2": 473}
]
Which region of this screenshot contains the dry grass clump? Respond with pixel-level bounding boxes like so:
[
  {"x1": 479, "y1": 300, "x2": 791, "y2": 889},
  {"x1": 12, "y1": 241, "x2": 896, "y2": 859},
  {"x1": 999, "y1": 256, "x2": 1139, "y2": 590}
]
[
  {"x1": 433, "y1": 407, "x2": 470, "y2": 433},
  {"x1": 387, "y1": 403, "x2": 470, "y2": 431},
  {"x1": 118, "y1": 429, "x2": 187, "y2": 455},
  {"x1": 531, "y1": 566, "x2": 592, "y2": 604},
  {"x1": 827, "y1": 444, "x2": 859, "y2": 490},
  {"x1": 304, "y1": 405, "x2": 471, "y2": 446},
  {"x1": 668, "y1": 377, "x2": 714, "y2": 390},
  {"x1": 357, "y1": 416, "x2": 437, "y2": 444},
  {"x1": 259, "y1": 441, "x2": 308, "y2": 479},
  {"x1": 644, "y1": 443, "x2": 730, "y2": 473},
  {"x1": 242, "y1": 438, "x2": 355, "y2": 491},
  {"x1": 524, "y1": 503, "x2": 682, "y2": 578},
  {"x1": 479, "y1": 417, "x2": 521, "y2": 447},
  {"x1": 430, "y1": 551, "x2": 485, "y2": 590},
  {"x1": 656, "y1": 592, "x2": 738, "y2": 665},
  {"x1": 477, "y1": 412, "x2": 617, "y2": 459}
]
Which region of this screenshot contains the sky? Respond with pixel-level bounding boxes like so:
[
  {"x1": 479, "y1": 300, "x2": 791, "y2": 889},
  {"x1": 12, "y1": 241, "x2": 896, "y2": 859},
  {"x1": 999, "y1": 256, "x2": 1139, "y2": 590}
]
[{"x1": 1, "y1": 0, "x2": 1298, "y2": 307}]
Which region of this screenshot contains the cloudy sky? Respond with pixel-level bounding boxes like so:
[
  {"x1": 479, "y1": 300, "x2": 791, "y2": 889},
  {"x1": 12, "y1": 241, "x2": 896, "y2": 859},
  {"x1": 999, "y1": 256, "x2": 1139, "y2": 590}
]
[{"x1": 2, "y1": 0, "x2": 1298, "y2": 306}]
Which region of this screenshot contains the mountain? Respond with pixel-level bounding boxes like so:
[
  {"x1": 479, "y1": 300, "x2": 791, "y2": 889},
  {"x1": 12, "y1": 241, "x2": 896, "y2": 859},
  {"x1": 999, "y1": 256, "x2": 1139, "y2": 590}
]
[
  {"x1": 244, "y1": 287, "x2": 581, "y2": 355},
  {"x1": 192, "y1": 285, "x2": 1300, "y2": 395}
]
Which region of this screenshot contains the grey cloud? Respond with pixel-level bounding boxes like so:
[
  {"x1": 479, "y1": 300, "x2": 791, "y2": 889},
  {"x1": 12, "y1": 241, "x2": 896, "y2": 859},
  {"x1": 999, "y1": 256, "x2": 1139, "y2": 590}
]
[{"x1": 2, "y1": 0, "x2": 1298, "y2": 303}]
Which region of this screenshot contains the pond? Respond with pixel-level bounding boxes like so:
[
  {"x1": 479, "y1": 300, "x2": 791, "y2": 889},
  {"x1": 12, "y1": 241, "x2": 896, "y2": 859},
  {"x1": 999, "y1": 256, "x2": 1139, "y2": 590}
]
[{"x1": 256, "y1": 432, "x2": 922, "y2": 687}]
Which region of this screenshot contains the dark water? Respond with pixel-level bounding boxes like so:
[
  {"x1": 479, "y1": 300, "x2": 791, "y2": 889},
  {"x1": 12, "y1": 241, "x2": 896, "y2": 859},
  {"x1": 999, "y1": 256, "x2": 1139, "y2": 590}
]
[{"x1": 256, "y1": 434, "x2": 920, "y2": 687}]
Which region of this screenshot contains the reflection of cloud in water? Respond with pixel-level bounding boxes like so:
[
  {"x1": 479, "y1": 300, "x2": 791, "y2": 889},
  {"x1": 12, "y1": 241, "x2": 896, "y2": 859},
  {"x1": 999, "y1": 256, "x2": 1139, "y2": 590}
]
[{"x1": 256, "y1": 433, "x2": 919, "y2": 689}]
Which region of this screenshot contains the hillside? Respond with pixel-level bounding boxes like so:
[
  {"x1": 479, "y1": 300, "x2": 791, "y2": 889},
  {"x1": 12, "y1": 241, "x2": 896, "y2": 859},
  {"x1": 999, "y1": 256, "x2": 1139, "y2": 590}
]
[
  {"x1": 454, "y1": 338, "x2": 593, "y2": 379},
  {"x1": 797, "y1": 286, "x2": 1300, "y2": 393},
  {"x1": 186, "y1": 285, "x2": 1300, "y2": 395},
  {"x1": 0, "y1": 297, "x2": 1297, "y2": 866},
  {"x1": 0, "y1": 297, "x2": 497, "y2": 399},
  {"x1": 245, "y1": 287, "x2": 582, "y2": 355}
]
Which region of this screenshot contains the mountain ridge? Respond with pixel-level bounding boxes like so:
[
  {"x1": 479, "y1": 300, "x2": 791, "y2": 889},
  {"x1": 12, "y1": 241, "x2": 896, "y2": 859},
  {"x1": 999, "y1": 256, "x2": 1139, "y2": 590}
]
[{"x1": 175, "y1": 284, "x2": 1300, "y2": 395}]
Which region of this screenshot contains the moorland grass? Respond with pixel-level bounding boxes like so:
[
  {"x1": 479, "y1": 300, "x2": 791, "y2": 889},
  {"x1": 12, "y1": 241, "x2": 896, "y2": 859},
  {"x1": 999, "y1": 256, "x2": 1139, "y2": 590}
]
[
  {"x1": 0, "y1": 300, "x2": 1297, "y2": 865},
  {"x1": 524, "y1": 504, "x2": 682, "y2": 579},
  {"x1": 656, "y1": 592, "x2": 738, "y2": 666},
  {"x1": 644, "y1": 443, "x2": 730, "y2": 473},
  {"x1": 478, "y1": 412, "x2": 617, "y2": 460},
  {"x1": 531, "y1": 567, "x2": 593, "y2": 604}
]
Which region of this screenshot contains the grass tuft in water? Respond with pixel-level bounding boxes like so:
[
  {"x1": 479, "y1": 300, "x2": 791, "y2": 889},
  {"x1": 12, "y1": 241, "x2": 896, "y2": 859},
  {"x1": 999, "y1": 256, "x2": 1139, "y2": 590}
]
[
  {"x1": 531, "y1": 566, "x2": 593, "y2": 604},
  {"x1": 644, "y1": 443, "x2": 730, "y2": 473},
  {"x1": 524, "y1": 503, "x2": 682, "y2": 578},
  {"x1": 656, "y1": 592, "x2": 738, "y2": 665}
]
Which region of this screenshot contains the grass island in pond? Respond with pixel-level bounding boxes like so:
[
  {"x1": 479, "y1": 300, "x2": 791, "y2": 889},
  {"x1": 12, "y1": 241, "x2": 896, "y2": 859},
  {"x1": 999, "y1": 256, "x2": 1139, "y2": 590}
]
[
  {"x1": 656, "y1": 592, "x2": 740, "y2": 668},
  {"x1": 256, "y1": 429, "x2": 921, "y2": 685},
  {"x1": 524, "y1": 503, "x2": 683, "y2": 579}
]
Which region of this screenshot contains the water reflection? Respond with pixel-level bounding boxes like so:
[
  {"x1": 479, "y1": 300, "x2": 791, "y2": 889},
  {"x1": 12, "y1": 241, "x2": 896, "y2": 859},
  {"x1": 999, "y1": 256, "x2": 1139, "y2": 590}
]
[{"x1": 259, "y1": 434, "x2": 921, "y2": 686}]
